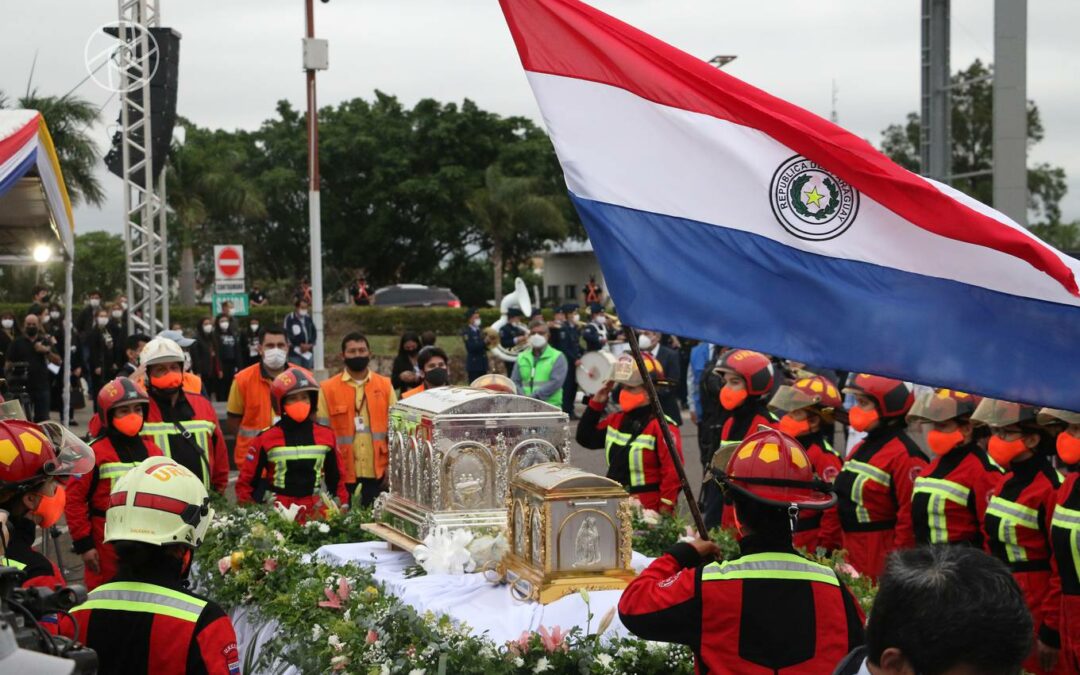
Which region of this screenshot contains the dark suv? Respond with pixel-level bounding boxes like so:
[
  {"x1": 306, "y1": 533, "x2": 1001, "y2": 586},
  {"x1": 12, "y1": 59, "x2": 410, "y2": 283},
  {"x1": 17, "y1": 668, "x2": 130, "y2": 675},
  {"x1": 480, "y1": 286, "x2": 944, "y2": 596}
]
[{"x1": 371, "y1": 284, "x2": 461, "y2": 308}]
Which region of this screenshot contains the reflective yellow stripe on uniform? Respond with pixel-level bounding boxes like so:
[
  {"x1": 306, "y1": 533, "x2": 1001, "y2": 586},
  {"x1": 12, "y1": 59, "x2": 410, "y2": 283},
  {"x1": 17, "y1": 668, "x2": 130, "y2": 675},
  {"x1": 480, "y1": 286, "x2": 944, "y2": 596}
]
[
  {"x1": 141, "y1": 421, "x2": 216, "y2": 488},
  {"x1": 627, "y1": 434, "x2": 657, "y2": 487},
  {"x1": 98, "y1": 461, "x2": 140, "y2": 482},
  {"x1": 266, "y1": 445, "x2": 330, "y2": 490},
  {"x1": 74, "y1": 581, "x2": 208, "y2": 623},
  {"x1": 701, "y1": 552, "x2": 839, "y2": 586},
  {"x1": 913, "y1": 476, "x2": 971, "y2": 544},
  {"x1": 0, "y1": 557, "x2": 26, "y2": 570},
  {"x1": 1052, "y1": 505, "x2": 1080, "y2": 581},
  {"x1": 843, "y1": 460, "x2": 892, "y2": 524},
  {"x1": 986, "y1": 496, "x2": 1040, "y2": 563},
  {"x1": 604, "y1": 427, "x2": 632, "y2": 467}
]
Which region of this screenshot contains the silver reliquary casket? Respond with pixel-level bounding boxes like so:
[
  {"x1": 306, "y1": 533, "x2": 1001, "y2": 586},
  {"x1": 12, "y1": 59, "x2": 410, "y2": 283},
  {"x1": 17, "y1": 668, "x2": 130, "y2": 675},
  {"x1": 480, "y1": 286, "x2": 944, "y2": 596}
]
[
  {"x1": 367, "y1": 386, "x2": 569, "y2": 549},
  {"x1": 502, "y1": 463, "x2": 635, "y2": 604}
]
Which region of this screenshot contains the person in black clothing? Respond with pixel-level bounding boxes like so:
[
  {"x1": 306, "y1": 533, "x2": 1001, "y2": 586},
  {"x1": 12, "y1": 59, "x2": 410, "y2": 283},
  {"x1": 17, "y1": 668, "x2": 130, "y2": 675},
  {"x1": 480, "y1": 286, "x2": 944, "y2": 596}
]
[
  {"x1": 461, "y1": 308, "x2": 489, "y2": 383},
  {"x1": 87, "y1": 308, "x2": 119, "y2": 409},
  {"x1": 119, "y1": 333, "x2": 151, "y2": 377},
  {"x1": 4, "y1": 314, "x2": 59, "y2": 422},
  {"x1": 75, "y1": 290, "x2": 103, "y2": 335},
  {"x1": 349, "y1": 274, "x2": 372, "y2": 306},
  {"x1": 240, "y1": 316, "x2": 262, "y2": 368},
  {"x1": 639, "y1": 329, "x2": 682, "y2": 425},
  {"x1": 27, "y1": 285, "x2": 51, "y2": 318},
  {"x1": 249, "y1": 284, "x2": 268, "y2": 307},
  {"x1": 0, "y1": 312, "x2": 16, "y2": 365},
  {"x1": 192, "y1": 316, "x2": 217, "y2": 392},
  {"x1": 552, "y1": 304, "x2": 582, "y2": 419},
  {"x1": 213, "y1": 313, "x2": 239, "y2": 401},
  {"x1": 390, "y1": 331, "x2": 422, "y2": 395},
  {"x1": 106, "y1": 302, "x2": 127, "y2": 369}
]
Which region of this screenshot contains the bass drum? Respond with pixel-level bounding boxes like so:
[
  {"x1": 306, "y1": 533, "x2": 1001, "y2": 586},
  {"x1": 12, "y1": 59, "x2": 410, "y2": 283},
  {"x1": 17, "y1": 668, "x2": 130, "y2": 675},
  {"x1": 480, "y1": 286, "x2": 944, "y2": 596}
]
[{"x1": 576, "y1": 351, "x2": 616, "y2": 395}]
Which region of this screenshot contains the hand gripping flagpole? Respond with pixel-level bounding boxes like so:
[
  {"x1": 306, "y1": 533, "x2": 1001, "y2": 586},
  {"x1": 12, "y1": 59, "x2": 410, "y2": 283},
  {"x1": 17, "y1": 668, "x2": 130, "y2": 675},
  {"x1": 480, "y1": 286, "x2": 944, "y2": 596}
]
[{"x1": 624, "y1": 326, "x2": 709, "y2": 540}]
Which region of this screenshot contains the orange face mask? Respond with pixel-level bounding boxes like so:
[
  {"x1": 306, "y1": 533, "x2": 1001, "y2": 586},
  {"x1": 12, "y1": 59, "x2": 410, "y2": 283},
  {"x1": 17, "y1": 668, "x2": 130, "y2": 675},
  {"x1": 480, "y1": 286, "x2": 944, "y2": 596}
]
[
  {"x1": 113, "y1": 411, "x2": 144, "y2": 437},
  {"x1": 927, "y1": 429, "x2": 964, "y2": 456},
  {"x1": 618, "y1": 389, "x2": 648, "y2": 412},
  {"x1": 284, "y1": 400, "x2": 311, "y2": 423},
  {"x1": 150, "y1": 371, "x2": 183, "y2": 390},
  {"x1": 848, "y1": 406, "x2": 879, "y2": 433},
  {"x1": 1057, "y1": 431, "x2": 1080, "y2": 465},
  {"x1": 778, "y1": 414, "x2": 810, "y2": 438},
  {"x1": 988, "y1": 436, "x2": 1028, "y2": 467},
  {"x1": 719, "y1": 385, "x2": 748, "y2": 411},
  {"x1": 32, "y1": 485, "x2": 66, "y2": 528}
]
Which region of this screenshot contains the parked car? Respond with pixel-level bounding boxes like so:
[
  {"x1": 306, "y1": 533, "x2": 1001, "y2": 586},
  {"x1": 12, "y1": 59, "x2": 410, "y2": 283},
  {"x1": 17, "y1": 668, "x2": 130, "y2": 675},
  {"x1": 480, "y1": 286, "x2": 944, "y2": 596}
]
[{"x1": 371, "y1": 284, "x2": 461, "y2": 308}]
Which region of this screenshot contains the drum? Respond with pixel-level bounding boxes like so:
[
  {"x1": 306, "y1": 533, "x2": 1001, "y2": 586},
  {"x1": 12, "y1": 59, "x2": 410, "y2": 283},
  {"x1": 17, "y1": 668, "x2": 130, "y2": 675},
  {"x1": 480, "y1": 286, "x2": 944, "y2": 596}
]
[{"x1": 576, "y1": 351, "x2": 616, "y2": 395}]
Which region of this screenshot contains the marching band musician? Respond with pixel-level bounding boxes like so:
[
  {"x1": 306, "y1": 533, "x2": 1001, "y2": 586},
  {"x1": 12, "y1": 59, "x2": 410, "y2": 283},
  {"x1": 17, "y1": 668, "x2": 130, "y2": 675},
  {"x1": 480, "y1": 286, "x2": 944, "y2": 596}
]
[
  {"x1": 498, "y1": 308, "x2": 528, "y2": 375},
  {"x1": 582, "y1": 303, "x2": 610, "y2": 353},
  {"x1": 550, "y1": 304, "x2": 582, "y2": 419}
]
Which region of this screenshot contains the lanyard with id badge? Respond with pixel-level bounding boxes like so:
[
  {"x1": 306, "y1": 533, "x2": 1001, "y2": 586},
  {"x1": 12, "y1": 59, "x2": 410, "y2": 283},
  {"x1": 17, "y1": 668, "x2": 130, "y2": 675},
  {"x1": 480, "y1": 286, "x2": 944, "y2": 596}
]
[{"x1": 354, "y1": 389, "x2": 370, "y2": 436}]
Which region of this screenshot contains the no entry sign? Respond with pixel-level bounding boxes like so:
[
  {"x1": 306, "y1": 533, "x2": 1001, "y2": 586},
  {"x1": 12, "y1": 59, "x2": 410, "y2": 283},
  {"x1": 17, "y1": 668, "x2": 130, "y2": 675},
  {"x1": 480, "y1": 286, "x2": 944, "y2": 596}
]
[{"x1": 214, "y1": 245, "x2": 245, "y2": 280}]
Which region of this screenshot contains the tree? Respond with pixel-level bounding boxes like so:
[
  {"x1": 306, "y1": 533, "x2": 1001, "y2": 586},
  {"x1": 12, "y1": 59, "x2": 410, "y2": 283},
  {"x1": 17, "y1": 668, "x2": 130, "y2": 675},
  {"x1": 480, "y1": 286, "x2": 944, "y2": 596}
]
[
  {"x1": 467, "y1": 164, "x2": 567, "y2": 301},
  {"x1": 68, "y1": 231, "x2": 127, "y2": 299},
  {"x1": 0, "y1": 91, "x2": 105, "y2": 207},
  {"x1": 880, "y1": 59, "x2": 1067, "y2": 224}
]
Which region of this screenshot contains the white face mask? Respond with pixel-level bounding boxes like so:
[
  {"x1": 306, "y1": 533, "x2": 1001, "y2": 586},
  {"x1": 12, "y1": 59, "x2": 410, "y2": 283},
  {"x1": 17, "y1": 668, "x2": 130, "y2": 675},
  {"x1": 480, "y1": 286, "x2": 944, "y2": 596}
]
[
  {"x1": 219, "y1": 321, "x2": 230, "y2": 331},
  {"x1": 202, "y1": 324, "x2": 214, "y2": 334},
  {"x1": 529, "y1": 334, "x2": 548, "y2": 350},
  {"x1": 97, "y1": 317, "x2": 109, "y2": 327},
  {"x1": 638, "y1": 334, "x2": 653, "y2": 350},
  {"x1": 1, "y1": 319, "x2": 12, "y2": 329},
  {"x1": 42, "y1": 314, "x2": 50, "y2": 324},
  {"x1": 298, "y1": 309, "x2": 309, "y2": 317},
  {"x1": 262, "y1": 347, "x2": 287, "y2": 370},
  {"x1": 570, "y1": 313, "x2": 580, "y2": 323},
  {"x1": 471, "y1": 318, "x2": 482, "y2": 328},
  {"x1": 111, "y1": 310, "x2": 123, "y2": 319},
  {"x1": 121, "y1": 301, "x2": 129, "y2": 310},
  {"x1": 183, "y1": 351, "x2": 192, "y2": 372},
  {"x1": 50, "y1": 311, "x2": 61, "y2": 320},
  {"x1": 595, "y1": 315, "x2": 607, "y2": 326},
  {"x1": 250, "y1": 323, "x2": 260, "y2": 333},
  {"x1": 89, "y1": 298, "x2": 100, "y2": 307}
]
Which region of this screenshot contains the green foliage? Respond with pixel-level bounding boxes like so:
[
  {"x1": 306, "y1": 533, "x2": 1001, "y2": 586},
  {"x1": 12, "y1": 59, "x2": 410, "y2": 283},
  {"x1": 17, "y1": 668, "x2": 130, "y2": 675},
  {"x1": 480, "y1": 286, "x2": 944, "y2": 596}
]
[
  {"x1": 879, "y1": 59, "x2": 1068, "y2": 225},
  {"x1": 1029, "y1": 221, "x2": 1080, "y2": 252},
  {"x1": 67, "y1": 232, "x2": 127, "y2": 299}
]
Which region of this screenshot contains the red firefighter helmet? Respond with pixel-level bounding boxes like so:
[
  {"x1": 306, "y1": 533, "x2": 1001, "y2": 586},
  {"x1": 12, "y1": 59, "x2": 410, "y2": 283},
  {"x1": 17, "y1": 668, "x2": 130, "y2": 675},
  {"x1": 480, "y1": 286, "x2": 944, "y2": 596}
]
[
  {"x1": 769, "y1": 375, "x2": 843, "y2": 423},
  {"x1": 714, "y1": 349, "x2": 774, "y2": 397},
  {"x1": 0, "y1": 419, "x2": 94, "y2": 496},
  {"x1": 907, "y1": 389, "x2": 982, "y2": 424},
  {"x1": 96, "y1": 377, "x2": 150, "y2": 428},
  {"x1": 843, "y1": 373, "x2": 914, "y2": 418},
  {"x1": 270, "y1": 367, "x2": 320, "y2": 414},
  {"x1": 715, "y1": 428, "x2": 836, "y2": 510}
]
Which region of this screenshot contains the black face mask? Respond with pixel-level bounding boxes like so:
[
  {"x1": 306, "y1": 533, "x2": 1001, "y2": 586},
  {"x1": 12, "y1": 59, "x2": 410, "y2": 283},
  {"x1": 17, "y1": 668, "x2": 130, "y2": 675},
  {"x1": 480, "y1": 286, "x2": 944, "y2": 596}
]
[
  {"x1": 424, "y1": 367, "x2": 449, "y2": 387},
  {"x1": 405, "y1": 347, "x2": 419, "y2": 356},
  {"x1": 25, "y1": 326, "x2": 38, "y2": 337},
  {"x1": 345, "y1": 356, "x2": 370, "y2": 372}
]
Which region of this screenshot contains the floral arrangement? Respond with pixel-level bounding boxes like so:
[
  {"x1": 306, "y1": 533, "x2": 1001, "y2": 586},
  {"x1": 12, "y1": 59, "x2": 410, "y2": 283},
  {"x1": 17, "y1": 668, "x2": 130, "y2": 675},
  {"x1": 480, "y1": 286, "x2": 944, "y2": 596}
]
[{"x1": 193, "y1": 502, "x2": 874, "y2": 673}]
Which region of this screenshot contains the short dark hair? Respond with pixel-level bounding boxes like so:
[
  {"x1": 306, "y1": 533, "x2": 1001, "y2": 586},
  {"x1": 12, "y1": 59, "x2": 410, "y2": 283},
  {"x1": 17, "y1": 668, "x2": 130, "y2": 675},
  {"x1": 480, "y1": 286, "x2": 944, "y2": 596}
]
[
  {"x1": 418, "y1": 346, "x2": 448, "y2": 369},
  {"x1": 295, "y1": 298, "x2": 308, "y2": 308},
  {"x1": 126, "y1": 333, "x2": 151, "y2": 352},
  {"x1": 866, "y1": 546, "x2": 1032, "y2": 675},
  {"x1": 341, "y1": 331, "x2": 369, "y2": 353},
  {"x1": 260, "y1": 326, "x2": 286, "y2": 343},
  {"x1": 732, "y1": 495, "x2": 792, "y2": 536},
  {"x1": 420, "y1": 330, "x2": 437, "y2": 347}
]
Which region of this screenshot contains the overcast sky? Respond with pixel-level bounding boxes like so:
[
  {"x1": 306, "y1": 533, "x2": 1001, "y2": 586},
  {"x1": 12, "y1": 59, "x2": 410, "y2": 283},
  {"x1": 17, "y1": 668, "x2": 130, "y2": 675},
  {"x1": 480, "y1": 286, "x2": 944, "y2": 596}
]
[{"x1": 4, "y1": 0, "x2": 1080, "y2": 235}]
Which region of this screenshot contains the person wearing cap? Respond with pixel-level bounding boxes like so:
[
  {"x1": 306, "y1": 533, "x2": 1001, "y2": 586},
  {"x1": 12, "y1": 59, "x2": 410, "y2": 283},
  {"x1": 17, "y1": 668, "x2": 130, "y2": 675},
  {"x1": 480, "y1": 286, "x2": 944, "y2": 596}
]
[
  {"x1": 153, "y1": 329, "x2": 204, "y2": 396},
  {"x1": 973, "y1": 399, "x2": 1063, "y2": 675},
  {"x1": 1041, "y1": 407, "x2": 1080, "y2": 673},
  {"x1": 832, "y1": 374, "x2": 926, "y2": 580},
  {"x1": 619, "y1": 428, "x2": 865, "y2": 673},
  {"x1": 138, "y1": 337, "x2": 229, "y2": 494},
  {"x1": 65, "y1": 378, "x2": 164, "y2": 590},
  {"x1": 906, "y1": 389, "x2": 1003, "y2": 549},
  {"x1": 700, "y1": 348, "x2": 778, "y2": 531},
  {"x1": 461, "y1": 308, "x2": 489, "y2": 384},
  {"x1": 581, "y1": 303, "x2": 609, "y2": 353},
  {"x1": 551, "y1": 304, "x2": 582, "y2": 419},
  {"x1": 237, "y1": 368, "x2": 347, "y2": 519},
  {"x1": 499, "y1": 308, "x2": 528, "y2": 375},
  {"x1": 226, "y1": 327, "x2": 291, "y2": 468},
  {"x1": 576, "y1": 352, "x2": 683, "y2": 513},
  {"x1": 402, "y1": 347, "x2": 451, "y2": 399},
  {"x1": 769, "y1": 374, "x2": 845, "y2": 553},
  {"x1": 511, "y1": 320, "x2": 568, "y2": 408},
  {"x1": 71, "y1": 456, "x2": 240, "y2": 674},
  {"x1": 0, "y1": 417, "x2": 94, "y2": 589}
]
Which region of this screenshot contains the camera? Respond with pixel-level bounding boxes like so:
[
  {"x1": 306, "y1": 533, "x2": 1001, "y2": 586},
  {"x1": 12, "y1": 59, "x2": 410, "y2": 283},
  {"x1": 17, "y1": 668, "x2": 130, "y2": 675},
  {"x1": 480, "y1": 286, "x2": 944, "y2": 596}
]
[{"x1": 0, "y1": 566, "x2": 97, "y2": 673}]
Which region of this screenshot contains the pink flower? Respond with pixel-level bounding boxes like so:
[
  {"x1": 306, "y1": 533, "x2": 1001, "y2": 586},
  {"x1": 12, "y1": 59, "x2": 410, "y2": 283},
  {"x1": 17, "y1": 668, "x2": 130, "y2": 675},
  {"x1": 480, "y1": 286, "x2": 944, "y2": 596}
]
[
  {"x1": 405, "y1": 645, "x2": 417, "y2": 658},
  {"x1": 507, "y1": 630, "x2": 532, "y2": 655},
  {"x1": 318, "y1": 576, "x2": 352, "y2": 610},
  {"x1": 538, "y1": 625, "x2": 568, "y2": 653},
  {"x1": 365, "y1": 629, "x2": 378, "y2": 644},
  {"x1": 217, "y1": 556, "x2": 231, "y2": 576},
  {"x1": 263, "y1": 558, "x2": 278, "y2": 573},
  {"x1": 836, "y1": 562, "x2": 861, "y2": 580}
]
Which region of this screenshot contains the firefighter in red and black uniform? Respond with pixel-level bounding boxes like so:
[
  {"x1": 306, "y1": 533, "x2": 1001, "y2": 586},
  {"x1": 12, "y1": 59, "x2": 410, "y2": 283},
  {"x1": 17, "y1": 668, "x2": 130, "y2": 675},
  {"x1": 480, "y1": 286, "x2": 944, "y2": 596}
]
[
  {"x1": 974, "y1": 398, "x2": 1063, "y2": 675},
  {"x1": 0, "y1": 417, "x2": 94, "y2": 589},
  {"x1": 769, "y1": 374, "x2": 844, "y2": 552},
  {"x1": 139, "y1": 337, "x2": 229, "y2": 494},
  {"x1": 907, "y1": 389, "x2": 1004, "y2": 549},
  {"x1": 72, "y1": 455, "x2": 240, "y2": 674},
  {"x1": 65, "y1": 377, "x2": 164, "y2": 590},
  {"x1": 1041, "y1": 407, "x2": 1080, "y2": 675},
  {"x1": 832, "y1": 374, "x2": 926, "y2": 580},
  {"x1": 237, "y1": 367, "x2": 348, "y2": 519},
  {"x1": 700, "y1": 349, "x2": 777, "y2": 531},
  {"x1": 576, "y1": 353, "x2": 683, "y2": 513},
  {"x1": 619, "y1": 428, "x2": 865, "y2": 674}
]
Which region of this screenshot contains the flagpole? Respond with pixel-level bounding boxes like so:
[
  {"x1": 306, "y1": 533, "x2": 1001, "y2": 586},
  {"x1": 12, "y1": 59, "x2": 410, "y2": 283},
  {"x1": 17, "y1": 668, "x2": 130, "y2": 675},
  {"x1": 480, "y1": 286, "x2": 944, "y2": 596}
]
[{"x1": 624, "y1": 325, "x2": 709, "y2": 540}]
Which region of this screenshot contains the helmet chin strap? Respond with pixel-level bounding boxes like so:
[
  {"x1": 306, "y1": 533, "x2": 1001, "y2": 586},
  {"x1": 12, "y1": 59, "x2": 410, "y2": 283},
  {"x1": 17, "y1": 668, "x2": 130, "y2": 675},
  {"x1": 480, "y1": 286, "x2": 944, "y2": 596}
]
[{"x1": 787, "y1": 504, "x2": 800, "y2": 533}]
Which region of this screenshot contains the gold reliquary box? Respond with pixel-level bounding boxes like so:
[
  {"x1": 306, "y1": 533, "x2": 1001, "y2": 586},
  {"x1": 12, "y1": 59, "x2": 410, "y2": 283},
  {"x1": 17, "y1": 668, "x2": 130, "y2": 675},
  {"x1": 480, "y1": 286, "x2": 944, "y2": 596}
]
[{"x1": 502, "y1": 463, "x2": 635, "y2": 604}]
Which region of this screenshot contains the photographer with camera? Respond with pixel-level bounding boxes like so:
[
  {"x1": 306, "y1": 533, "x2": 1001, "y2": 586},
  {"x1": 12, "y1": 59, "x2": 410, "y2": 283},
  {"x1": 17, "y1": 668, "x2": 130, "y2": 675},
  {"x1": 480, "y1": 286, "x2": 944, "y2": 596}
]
[
  {"x1": 4, "y1": 314, "x2": 60, "y2": 422},
  {"x1": 71, "y1": 456, "x2": 240, "y2": 674}
]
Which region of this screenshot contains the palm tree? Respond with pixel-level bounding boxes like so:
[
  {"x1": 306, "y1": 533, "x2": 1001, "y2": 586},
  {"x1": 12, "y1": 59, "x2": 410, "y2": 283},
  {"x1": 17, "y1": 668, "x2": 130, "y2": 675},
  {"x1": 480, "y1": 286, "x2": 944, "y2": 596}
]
[
  {"x1": 467, "y1": 164, "x2": 568, "y2": 302},
  {"x1": 167, "y1": 123, "x2": 267, "y2": 305},
  {"x1": 2, "y1": 90, "x2": 105, "y2": 207}
]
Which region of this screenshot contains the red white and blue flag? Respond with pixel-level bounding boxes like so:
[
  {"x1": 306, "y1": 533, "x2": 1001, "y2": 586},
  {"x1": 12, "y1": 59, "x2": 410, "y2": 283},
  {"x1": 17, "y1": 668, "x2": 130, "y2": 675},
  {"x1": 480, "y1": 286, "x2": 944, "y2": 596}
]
[{"x1": 500, "y1": 0, "x2": 1080, "y2": 410}]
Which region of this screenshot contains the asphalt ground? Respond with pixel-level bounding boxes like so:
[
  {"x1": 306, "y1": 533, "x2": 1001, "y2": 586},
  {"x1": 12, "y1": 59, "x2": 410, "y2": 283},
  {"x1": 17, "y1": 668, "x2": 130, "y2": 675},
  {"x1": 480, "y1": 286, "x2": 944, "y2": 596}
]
[{"x1": 38, "y1": 400, "x2": 707, "y2": 587}]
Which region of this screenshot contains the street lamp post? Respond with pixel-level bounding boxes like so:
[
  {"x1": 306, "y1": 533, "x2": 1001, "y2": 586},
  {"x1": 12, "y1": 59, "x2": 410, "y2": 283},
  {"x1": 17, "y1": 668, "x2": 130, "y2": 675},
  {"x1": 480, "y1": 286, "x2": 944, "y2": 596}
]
[{"x1": 304, "y1": 0, "x2": 328, "y2": 372}]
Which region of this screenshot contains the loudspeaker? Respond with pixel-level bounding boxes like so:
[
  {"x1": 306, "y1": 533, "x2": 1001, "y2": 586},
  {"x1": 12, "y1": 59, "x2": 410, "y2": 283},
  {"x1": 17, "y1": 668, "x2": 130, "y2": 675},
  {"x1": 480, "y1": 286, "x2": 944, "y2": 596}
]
[{"x1": 104, "y1": 26, "x2": 180, "y2": 187}]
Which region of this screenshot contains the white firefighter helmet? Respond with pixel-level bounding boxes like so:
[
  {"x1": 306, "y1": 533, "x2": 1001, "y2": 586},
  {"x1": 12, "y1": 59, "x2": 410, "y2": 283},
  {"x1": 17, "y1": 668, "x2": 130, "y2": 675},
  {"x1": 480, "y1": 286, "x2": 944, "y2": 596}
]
[
  {"x1": 104, "y1": 456, "x2": 213, "y2": 548},
  {"x1": 139, "y1": 336, "x2": 185, "y2": 367}
]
